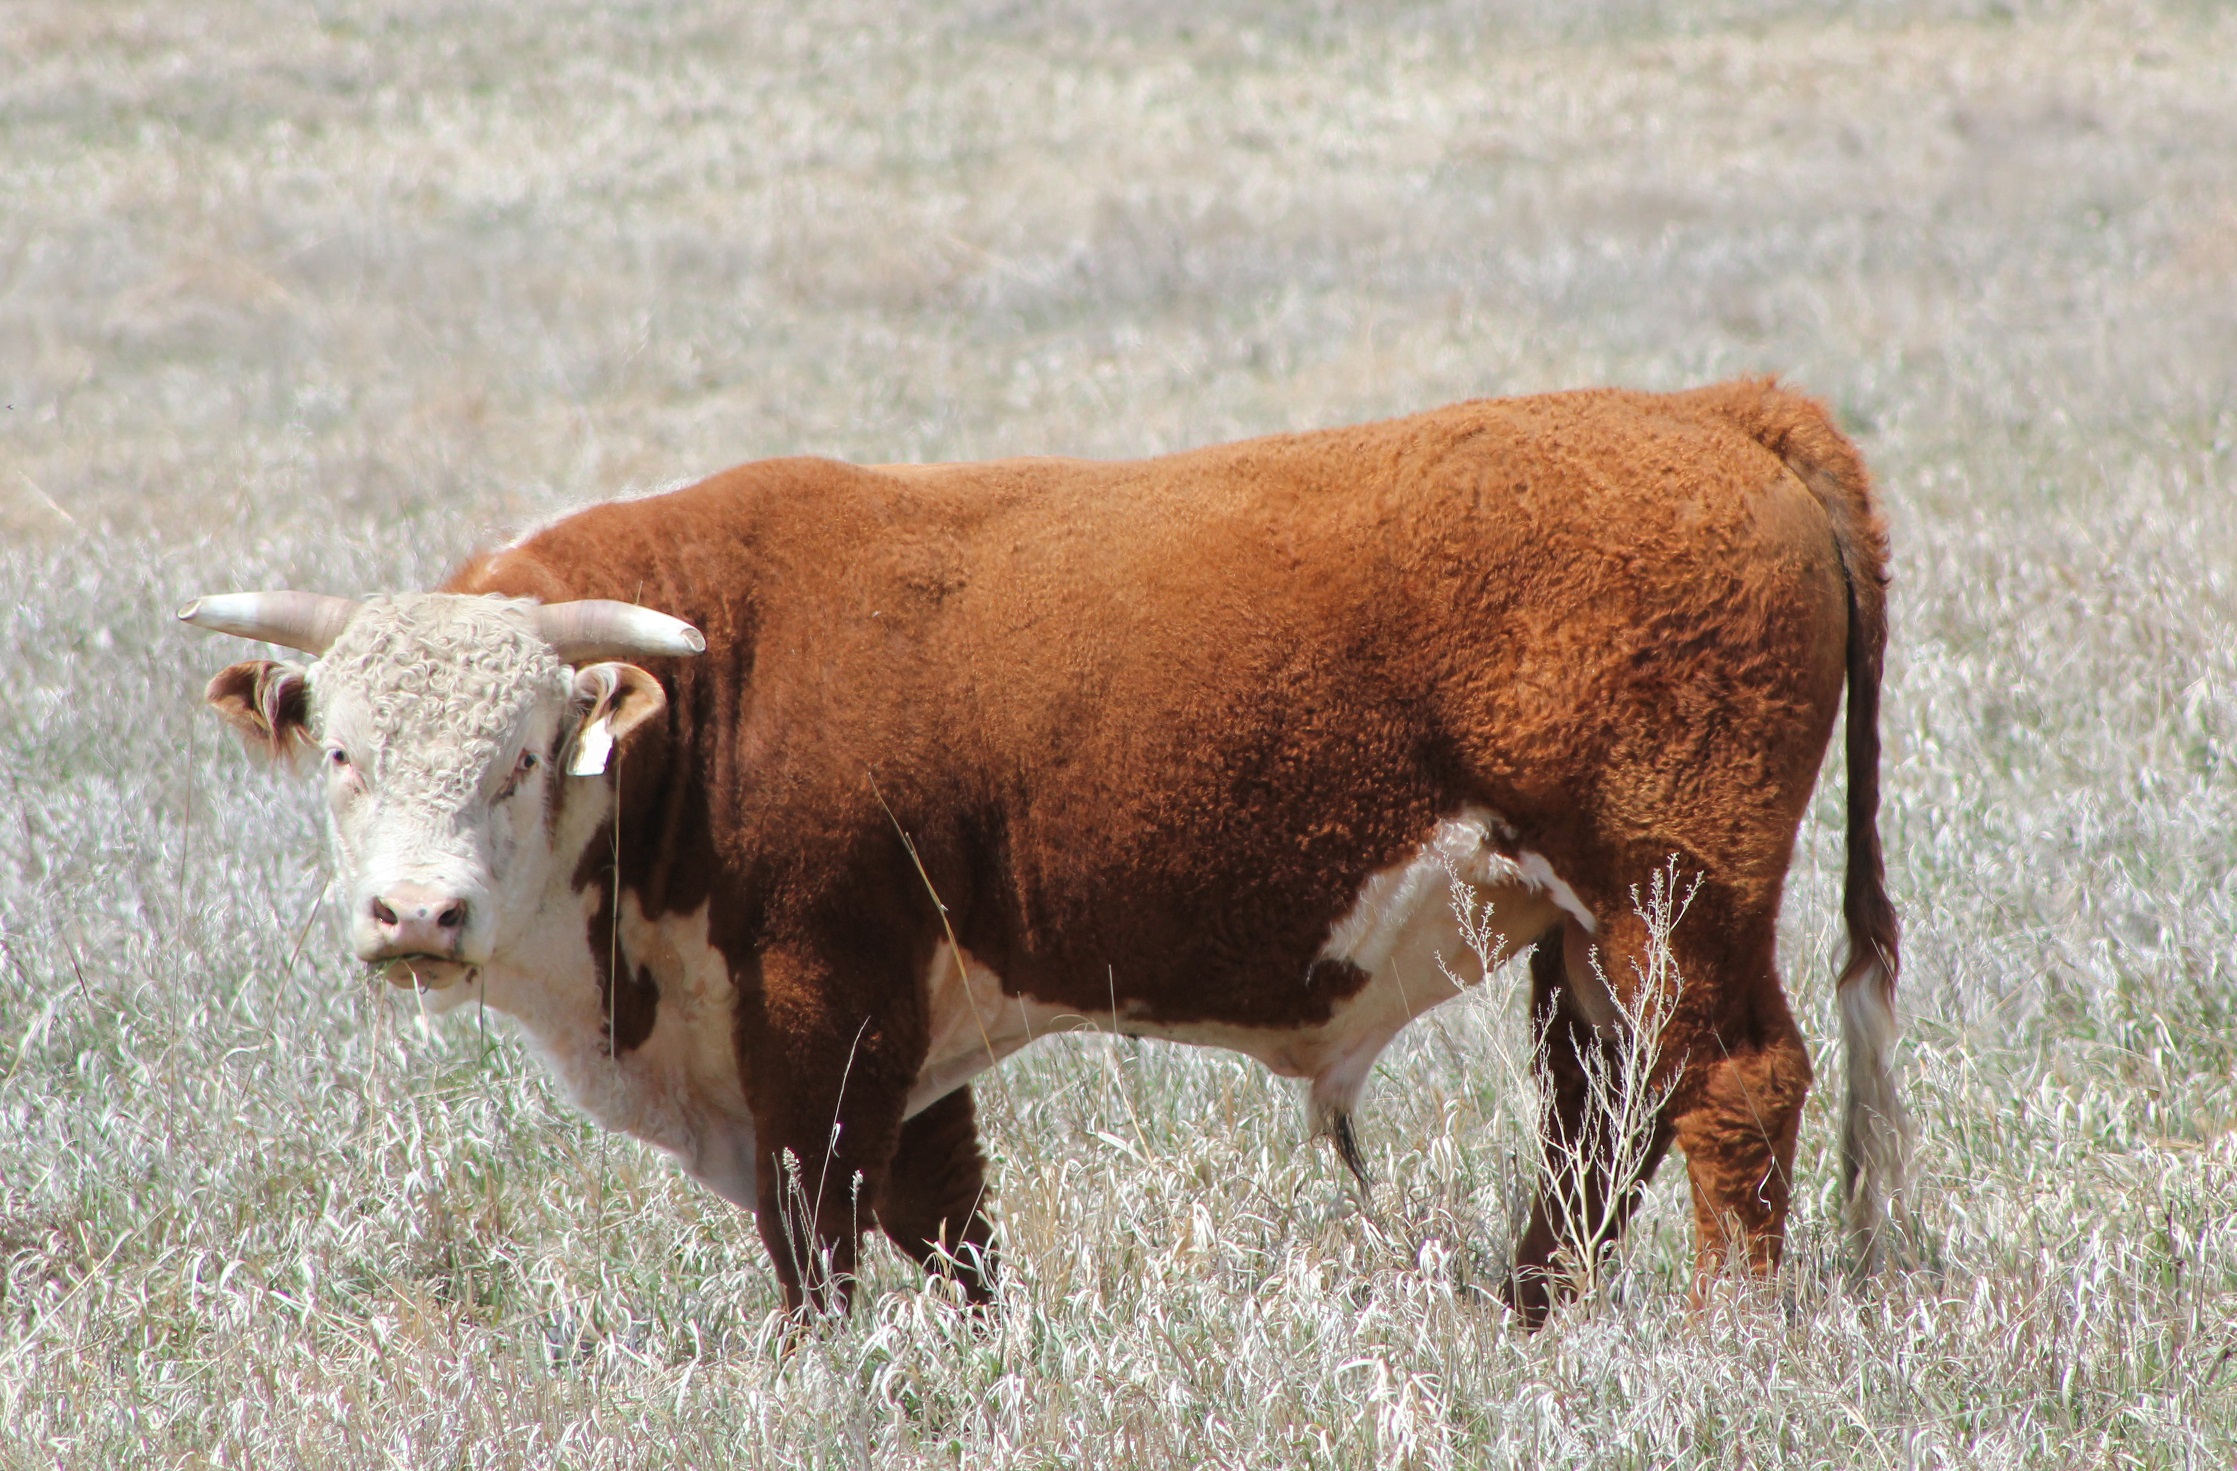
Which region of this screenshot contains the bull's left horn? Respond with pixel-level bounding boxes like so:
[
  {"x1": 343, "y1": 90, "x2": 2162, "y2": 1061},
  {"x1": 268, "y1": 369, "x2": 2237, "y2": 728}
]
[
  {"x1": 534, "y1": 600, "x2": 706, "y2": 664},
  {"x1": 176, "y1": 591, "x2": 362, "y2": 655}
]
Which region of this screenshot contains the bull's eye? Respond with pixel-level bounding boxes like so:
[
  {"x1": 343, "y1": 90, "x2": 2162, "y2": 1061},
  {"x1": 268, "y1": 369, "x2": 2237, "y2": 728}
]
[
  {"x1": 497, "y1": 748, "x2": 540, "y2": 800},
  {"x1": 324, "y1": 746, "x2": 362, "y2": 793}
]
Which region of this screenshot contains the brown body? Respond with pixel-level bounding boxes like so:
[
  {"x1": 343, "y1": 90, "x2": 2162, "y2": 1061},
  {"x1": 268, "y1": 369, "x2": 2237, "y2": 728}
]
[{"x1": 434, "y1": 378, "x2": 1898, "y2": 1320}]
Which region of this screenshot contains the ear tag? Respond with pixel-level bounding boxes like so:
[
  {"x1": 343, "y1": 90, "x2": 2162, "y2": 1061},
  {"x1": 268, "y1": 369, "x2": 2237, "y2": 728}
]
[{"x1": 569, "y1": 718, "x2": 614, "y2": 776}]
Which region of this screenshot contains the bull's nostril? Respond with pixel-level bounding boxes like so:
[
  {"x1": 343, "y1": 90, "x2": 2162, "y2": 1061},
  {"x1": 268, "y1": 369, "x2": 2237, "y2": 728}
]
[
  {"x1": 371, "y1": 897, "x2": 399, "y2": 927},
  {"x1": 436, "y1": 902, "x2": 466, "y2": 930}
]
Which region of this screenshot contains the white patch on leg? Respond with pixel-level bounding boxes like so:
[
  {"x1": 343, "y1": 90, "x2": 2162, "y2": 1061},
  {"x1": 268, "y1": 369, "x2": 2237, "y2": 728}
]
[
  {"x1": 1320, "y1": 816, "x2": 1529, "y2": 974},
  {"x1": 1298, "y1": 806, "x2": 1570, "y2": 1125},
  {"x1": 1517, "y1": 849, "x2": 1596, "y2": 934}
]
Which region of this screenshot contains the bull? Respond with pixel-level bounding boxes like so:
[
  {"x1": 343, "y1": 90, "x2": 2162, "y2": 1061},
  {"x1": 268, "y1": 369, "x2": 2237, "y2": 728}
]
[{"x1": 183, "y1": 379, "x2": 1908, "y2": 1323}]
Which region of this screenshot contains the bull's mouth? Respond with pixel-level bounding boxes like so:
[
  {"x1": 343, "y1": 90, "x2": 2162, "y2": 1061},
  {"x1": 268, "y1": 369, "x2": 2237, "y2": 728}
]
[{"x1": 377, "y1": 956, "x2": 475, "y2": 991}]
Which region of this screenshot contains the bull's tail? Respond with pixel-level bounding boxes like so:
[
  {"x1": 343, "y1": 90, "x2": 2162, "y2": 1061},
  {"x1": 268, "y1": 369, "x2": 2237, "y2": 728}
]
[{"x1": 1680, "y1": 378, "x2": 1912, "y2": 1273}]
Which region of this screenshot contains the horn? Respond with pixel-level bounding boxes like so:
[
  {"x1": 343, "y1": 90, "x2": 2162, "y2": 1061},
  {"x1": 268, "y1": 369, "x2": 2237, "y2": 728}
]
[
  {"x1": 176, "y1": 591, "x2": 362, "y2": 656},
  {"x1": 533, "y1": 599, "x2": 706, "y2": 664}
]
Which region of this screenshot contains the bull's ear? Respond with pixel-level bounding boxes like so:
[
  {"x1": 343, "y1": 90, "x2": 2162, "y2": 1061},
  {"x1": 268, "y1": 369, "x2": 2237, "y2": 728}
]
[
  {"x1": 566, "y1": 663, "x2": 666, "y2": 776},
  {"x1": 206, "y1": 660, "x2": 314, "y2": 766}
]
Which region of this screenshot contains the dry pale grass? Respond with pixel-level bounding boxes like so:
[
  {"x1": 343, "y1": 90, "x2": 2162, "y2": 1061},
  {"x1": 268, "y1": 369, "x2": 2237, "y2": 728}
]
[{"x1": 3, "y1": 1, "x2": 2235, "y2": 1465}]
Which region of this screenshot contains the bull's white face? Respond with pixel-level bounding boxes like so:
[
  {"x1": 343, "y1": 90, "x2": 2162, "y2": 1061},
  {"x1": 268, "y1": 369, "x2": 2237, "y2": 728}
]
[
  {"x1": 313, "y1": 596, "x2": 576, "y2": 985},
  {"x1": 199, "y1": 593, "x2": 668, "y2": 991}
]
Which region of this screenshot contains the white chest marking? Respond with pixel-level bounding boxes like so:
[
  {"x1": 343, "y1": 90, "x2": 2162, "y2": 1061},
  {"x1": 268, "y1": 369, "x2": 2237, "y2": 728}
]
[
  {"x1": 907, "y1": 807, "x2": 1592, "y2": 1126},
  {"x1": 472, "y1": 895, "x2": 759, "y2": 1209}
]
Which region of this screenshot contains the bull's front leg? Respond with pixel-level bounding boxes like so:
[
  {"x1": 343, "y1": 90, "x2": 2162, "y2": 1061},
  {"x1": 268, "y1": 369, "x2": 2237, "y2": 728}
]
[
  {"x1": 742, "y1": 940, "x2": 923, "y2": 1319},
  {"x1": 879, "y1": 1084, "x2": 999, "y2": 1306}
]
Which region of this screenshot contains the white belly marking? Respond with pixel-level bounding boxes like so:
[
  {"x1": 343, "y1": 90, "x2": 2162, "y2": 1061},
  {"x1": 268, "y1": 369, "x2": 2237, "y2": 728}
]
[
  {"x1": 908, "y1": 945, "x2": 1086, "y2": 1117},
  {"x1": 1289, "y1": 807, "x2": 1588, "y2": 1127},
  {"x1": 907, "y1": 807, "x2": 1589, "y2": 1130}
]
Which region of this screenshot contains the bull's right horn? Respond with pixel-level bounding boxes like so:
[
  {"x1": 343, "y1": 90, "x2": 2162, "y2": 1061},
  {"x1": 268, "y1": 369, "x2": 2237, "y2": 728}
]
[
  {"x1": 534, "y1": 600, "x2": 706, "y2": 664},
  {"x1": 177, "y1": 591, "x2": 362, "y2": 656}
]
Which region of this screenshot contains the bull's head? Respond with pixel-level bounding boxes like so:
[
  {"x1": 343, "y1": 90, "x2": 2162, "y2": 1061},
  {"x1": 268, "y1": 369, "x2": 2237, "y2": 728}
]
[{"x1": 180, "y1": 590, "x2": 702, "y2": 990}]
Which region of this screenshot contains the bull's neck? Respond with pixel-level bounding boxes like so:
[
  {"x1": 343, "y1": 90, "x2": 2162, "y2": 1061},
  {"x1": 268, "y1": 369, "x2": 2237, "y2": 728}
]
[{"x1": 472, "y1": 755, "x2": 668, "y2": 1049}]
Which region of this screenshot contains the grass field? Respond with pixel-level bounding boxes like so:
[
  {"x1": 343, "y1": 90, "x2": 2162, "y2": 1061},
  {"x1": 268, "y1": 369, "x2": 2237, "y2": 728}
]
[{"x1": 5, "y1": 1, "x2": 2237, "y2": 1465}]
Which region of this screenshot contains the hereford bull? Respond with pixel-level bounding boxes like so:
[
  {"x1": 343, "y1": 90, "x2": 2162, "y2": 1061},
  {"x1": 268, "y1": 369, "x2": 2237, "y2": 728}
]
[{"x1": 182, "y1": 378, "x2": 1907, "y2": 1324}]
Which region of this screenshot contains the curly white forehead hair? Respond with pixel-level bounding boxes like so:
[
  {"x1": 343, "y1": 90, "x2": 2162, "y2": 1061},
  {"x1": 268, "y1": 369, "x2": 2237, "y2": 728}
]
[{"x1": 311, "y1": 594, "x2": 573, "y2": 803}]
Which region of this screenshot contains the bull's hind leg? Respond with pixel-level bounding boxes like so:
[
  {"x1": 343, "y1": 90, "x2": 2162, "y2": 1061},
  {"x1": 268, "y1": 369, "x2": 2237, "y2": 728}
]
[
  {"x1": 878, "y1": 1085, "x2": 999, "y2": 1305},
  {"x1": 1503, "y1": 921, "x2": 1674, "y2": 1329},
  {"x1": 1660, "y1": 912, "x2": 1813, "y2": 1300}
]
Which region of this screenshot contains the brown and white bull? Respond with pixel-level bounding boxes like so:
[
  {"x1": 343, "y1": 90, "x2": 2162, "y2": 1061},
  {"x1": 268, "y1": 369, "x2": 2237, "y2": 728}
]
[{"x1": 183, "y1": 379, "x2": 1907, "y2": 1324}]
